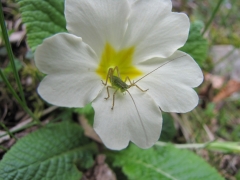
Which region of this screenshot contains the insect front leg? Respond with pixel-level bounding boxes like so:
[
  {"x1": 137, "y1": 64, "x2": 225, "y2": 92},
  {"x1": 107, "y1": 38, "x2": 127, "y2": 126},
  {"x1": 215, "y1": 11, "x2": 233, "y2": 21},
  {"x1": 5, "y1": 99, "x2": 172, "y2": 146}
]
[
  {"x1": 125, "y1": 76, "x2": 148, "y2": 92},
  {"x1": 133, "y1": 84, "x2": 149, "y2": 92}
]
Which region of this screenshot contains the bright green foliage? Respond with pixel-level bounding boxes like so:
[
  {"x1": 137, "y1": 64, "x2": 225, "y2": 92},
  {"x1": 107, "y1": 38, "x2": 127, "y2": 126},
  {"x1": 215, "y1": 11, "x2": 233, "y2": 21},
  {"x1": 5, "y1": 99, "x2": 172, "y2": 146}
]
[
  {"x1": 180, "y1": 21, "x2": 208, "y2": 67},
  {"x1": 232, "y1": 125, "x2": 240, "y2": 141},
  {"x1": 0, "y1": 122, "x2": 96, "y2": 180},
  {"x1": 18, "y1": 0, "x2": 67, "y2": 51},
  {"x1": 108, "y1": 144, "x2": 224, "y2": 180},
  {"x1": 159, "y1": 113, "x2": 176, "y2": 142},
  {"x1": 236, "y1": 171, "x2": 240, "y2": 180}
]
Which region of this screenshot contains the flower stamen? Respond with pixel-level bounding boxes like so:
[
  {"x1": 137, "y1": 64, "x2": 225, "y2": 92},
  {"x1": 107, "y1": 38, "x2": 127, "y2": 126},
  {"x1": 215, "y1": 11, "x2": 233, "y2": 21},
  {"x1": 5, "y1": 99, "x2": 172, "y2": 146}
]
[{"x1": 96, "y1": 43, "x2": 142, "y2": 81}]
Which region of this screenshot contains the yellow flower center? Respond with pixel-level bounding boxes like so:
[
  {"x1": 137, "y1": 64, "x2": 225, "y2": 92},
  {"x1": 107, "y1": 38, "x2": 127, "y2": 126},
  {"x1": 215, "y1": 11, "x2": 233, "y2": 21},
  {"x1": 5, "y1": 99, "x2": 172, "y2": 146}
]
[{"x1": 96, "y1": 43, "x2": 142, "y2": 81}]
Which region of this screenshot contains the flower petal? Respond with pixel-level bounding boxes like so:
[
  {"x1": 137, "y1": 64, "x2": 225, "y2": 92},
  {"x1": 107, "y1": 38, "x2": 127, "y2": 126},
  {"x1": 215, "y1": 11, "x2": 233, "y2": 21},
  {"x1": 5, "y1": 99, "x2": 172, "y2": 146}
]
[
  {"x1": 136, "y1": 51, "x2": 203, "y2": 113},
  {"x1": 128, "y1": 0, "x2": 137, "y2": 5},
  {"x1": 38, "y1": 74, "x2": 102, "y2": 107},
  {"x1": 35, "y1": 33, "x2": 102, "y2": 107},
  {"x1": 121, "y1": 0, "x2": 190, "y2": 63},
  {"x1": 65, "y1": 0, "x2": 130, "y2": 58},
  {"x1": 35, "y1": 33, "x2": 98, "y2": 74},
  {"x1": 92, "y1": 87, "x2": 162, "y2": 150}
]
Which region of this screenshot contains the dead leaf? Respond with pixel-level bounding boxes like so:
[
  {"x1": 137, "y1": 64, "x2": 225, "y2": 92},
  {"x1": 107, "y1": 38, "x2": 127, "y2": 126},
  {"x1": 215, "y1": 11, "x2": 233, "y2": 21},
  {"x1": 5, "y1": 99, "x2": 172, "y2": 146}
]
[
  {"x1": 83, "y1": 155, "x2": 116, "y2": 180},
  {"x1": 9, "y1": 30, "x2": 26, "y2": 44},
  {"x1": 78, "y1": 115, "x2": 102, "y2": 143},
  {"x1": 205, "y1": 73, "x2": 225, "y2": 89},
  {"x1": 213, "y1": 80, "x2": 240, "y2": 103}
]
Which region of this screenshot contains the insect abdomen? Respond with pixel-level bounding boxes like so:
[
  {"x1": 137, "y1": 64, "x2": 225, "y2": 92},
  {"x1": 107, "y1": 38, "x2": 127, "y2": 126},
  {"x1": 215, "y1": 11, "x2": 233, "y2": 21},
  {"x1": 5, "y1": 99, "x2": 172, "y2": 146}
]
[{"x1": 111, "y1": 76, "x2": 129, "y2": 91}]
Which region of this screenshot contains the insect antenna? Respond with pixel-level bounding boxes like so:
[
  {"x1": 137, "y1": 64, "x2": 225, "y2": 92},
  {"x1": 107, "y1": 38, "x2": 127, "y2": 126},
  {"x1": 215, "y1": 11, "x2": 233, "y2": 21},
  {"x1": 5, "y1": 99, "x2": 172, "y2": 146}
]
[
  {"x1": 126, "y1": 90, "x2": 149, "y2": 144},
  {"x1": 133, "y1": 54, "x2": 187, "y2": 84}
]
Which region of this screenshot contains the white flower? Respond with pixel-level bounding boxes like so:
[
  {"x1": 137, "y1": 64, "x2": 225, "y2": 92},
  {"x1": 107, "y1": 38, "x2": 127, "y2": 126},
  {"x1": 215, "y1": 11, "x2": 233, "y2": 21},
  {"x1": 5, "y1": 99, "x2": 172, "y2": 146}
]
[{"x1": 35, "y1": 0, "x2": 203, "y2": 150}]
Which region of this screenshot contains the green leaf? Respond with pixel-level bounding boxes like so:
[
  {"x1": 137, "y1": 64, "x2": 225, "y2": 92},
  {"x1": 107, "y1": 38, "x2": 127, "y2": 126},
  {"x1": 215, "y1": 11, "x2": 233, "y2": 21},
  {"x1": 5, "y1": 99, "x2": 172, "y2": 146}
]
[
  {"x1": 0, "y1": 122, "x2": 97, "y2": 180},
  {"x1": 180, "y1": 21, "x2": 208, "y2": 67},
  {"x1": 108, "y1": 144, "x2": 224, "y2": 180},
  {"x1": 160, "y1": 113, "x2": 176, "y2": 142},
  {"x1": 18, "y1": 0, "x2": 67, "y2": 51}
]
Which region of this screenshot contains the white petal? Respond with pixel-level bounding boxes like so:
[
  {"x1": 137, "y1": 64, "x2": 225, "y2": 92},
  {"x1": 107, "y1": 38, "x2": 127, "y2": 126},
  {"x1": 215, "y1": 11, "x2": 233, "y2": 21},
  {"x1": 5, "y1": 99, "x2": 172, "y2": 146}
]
[
  {"x1": 35, "y1": 33, "x2": 98, "y2": 74},
  {"x1": 38, "y1": 74, "x2": 102, "y2": 107},
  {"x1": 121, "y1": 0, "x2": 190, "y2": 63},
  {"x1": 35, "y1": 33, "x2": 102, "y2": 107},
  {"x1": 128, "y1": 0, "x2": 137, "y2": 5},
  {"x1": 136, "y1": 51, "x2": 203, "y2": 113},
  {"x1": 92, "y1": 87, "x2": 162, "y2": 150},
  {"x1": 65, "y1": 0, "x2": 130, "y2": 58}
]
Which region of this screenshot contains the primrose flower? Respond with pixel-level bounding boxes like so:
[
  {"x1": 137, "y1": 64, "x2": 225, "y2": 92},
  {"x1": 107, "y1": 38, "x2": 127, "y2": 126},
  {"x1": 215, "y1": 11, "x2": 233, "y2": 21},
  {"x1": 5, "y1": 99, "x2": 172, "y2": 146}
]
[{"x1": 35, "y1": 0, "x2": 203, "y2": 150}]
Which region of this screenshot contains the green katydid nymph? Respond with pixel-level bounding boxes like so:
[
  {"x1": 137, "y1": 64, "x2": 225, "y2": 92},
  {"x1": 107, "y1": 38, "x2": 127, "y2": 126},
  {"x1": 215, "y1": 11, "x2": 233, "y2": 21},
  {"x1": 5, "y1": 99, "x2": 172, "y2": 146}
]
[
  {"x1": 101, "y1": 54, "x2": 187, "y2": 110},
  {"x1": 101, "y1": 66, "x2": 148, "y2": 110}
]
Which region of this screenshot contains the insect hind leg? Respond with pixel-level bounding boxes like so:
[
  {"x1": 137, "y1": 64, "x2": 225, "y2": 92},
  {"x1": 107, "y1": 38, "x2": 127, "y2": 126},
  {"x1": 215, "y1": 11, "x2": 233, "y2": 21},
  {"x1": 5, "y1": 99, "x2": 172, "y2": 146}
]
[
  {"x1": 104, "y1": 86, "x2": 114, "y2": 100},
  {"x1": 102, "y1": 66, "x2": 121, "y2": 86},
  {"x1": 104, "y1": 85, "x2": 119, "y2": 110},
  {"x1": 112, "y1": 66, "x2": 121, "y2": 78},
  {"x1": 111, "y1": 89, "x2": 119, "y2": 110},
  {"x1": 102, "y1": 68, "x2": 113, "y2": 86}
]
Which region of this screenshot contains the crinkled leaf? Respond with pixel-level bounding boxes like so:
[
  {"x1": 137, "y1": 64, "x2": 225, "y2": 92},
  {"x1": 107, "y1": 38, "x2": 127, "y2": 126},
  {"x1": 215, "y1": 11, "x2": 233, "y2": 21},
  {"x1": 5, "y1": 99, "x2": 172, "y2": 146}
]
[
  {"x1": 180, "y1": 21, "x2": 208, "y2": 67},
  {"x1": 159, "y1": 113, "x2": 176, "y2": 142},
  {"x1": 0, "y1": 122, "x2": 97, "y2": 180},
  {"x1": 108, "y1": 144, "x2": 224, "y2": 180},
  {"x1": 18, "y1": 0, "x2": 67, "y2": 51}
]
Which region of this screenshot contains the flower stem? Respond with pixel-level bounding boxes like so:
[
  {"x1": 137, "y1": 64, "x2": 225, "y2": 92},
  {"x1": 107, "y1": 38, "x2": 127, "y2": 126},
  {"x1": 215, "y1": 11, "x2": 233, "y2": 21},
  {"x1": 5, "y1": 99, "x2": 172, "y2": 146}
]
[
  {"x1": 202, "y1": 0, "x2": 224, "y2": 35},
  {"x1": 155, "y1": 141, "x2": 206, "y2": 149},
  {"x1": 0, "y1": 2, "x2": 26, "y2": 105},
  {"x1": 156, "y1": 141, "x2": 240, "y2": 153},
  {"x1": 0, "y1": 70, "x2": 41, "y2": 125}
]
